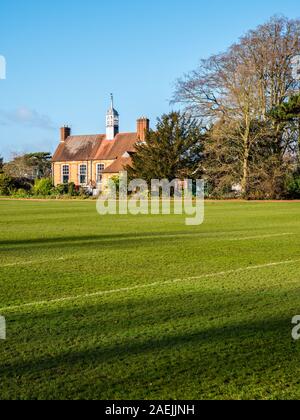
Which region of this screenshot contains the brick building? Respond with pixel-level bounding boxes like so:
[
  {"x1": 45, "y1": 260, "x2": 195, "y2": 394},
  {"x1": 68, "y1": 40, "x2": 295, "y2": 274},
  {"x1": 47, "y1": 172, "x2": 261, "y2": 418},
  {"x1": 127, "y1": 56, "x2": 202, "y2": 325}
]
[{"x1": 52, "y1": 95, "x2": 149, "y2": 191}]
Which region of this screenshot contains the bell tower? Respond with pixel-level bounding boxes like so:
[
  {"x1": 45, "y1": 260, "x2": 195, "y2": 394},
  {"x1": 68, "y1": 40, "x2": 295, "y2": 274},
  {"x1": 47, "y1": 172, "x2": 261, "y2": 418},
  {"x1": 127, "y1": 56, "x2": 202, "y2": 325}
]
[{"x1": 106, "y1": 94, "x2": 119, "y2": 140}]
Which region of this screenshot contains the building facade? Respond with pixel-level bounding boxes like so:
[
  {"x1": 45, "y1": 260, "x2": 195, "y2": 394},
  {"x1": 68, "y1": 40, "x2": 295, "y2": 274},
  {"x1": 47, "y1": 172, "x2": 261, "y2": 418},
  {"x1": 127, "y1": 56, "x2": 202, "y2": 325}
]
[{"x1": 52, "y1": 96, "x2": 149, "y2": 191}]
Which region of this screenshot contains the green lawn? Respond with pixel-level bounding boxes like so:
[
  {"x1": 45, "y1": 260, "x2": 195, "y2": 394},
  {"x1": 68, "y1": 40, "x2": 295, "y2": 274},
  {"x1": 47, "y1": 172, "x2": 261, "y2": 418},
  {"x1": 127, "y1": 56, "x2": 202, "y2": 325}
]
[{"x1": 1, "y1": 199, "x2": 300, "y2": 400}]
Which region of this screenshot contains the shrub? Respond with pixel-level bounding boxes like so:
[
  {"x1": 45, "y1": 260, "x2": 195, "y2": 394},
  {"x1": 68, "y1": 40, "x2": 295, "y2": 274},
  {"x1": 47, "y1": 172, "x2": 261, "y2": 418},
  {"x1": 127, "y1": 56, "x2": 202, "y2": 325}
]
[
  {"x1": 12, "y1": 188, "x2": 31, "y2": 198},
  {"x1": 12, "y1": 178, "x2": 33, "y2": 192},
  {"x1": 51, "y1": 183, "x2": 78, "y2": 197},
  {"x1": 33, "y1": 178, "x2": 53, "y2": 196},
  {"x1": 52, "y1": 184, "x2": 69, "y2": 196},
  {"x1": 68, "y1": 182, "x2": 77, "y2": 196},
  {"x1": 286, "y1": 176, "x2": 300, "y2": 199},
  {"x1": 0, "y1": 174, "x2": 14, "y2": 196}
]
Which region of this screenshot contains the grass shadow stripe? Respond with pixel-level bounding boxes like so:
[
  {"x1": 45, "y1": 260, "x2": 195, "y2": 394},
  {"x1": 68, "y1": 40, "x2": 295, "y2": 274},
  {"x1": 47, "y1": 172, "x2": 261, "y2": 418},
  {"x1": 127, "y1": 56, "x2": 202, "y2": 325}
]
[
  {"x1": 1, "y1": 258, "x2": 300, "y2": 313},
  {"x1": 0, "y1": 233, "x2": 295, "y2": 268}
]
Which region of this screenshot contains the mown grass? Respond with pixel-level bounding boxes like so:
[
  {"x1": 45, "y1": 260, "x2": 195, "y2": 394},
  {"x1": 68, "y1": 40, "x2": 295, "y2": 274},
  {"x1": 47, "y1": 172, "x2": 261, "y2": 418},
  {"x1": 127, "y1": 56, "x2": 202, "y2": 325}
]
[{"x1": 0, "y1": 200, "x2": 300, "y2": 400}]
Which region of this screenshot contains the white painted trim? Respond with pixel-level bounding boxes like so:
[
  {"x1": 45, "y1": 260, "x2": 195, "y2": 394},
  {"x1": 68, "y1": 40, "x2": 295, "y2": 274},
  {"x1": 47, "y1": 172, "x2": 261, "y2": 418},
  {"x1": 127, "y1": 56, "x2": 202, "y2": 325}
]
[
  {"x1": 61, "y1": 164, "x2": 70, "y2": 184},
  {"x1": 96, "y1": 163, "x2": 105, "y2": 183},
  {"x1": 78, "y1": 164, "x2": 88, "y2": 186}
]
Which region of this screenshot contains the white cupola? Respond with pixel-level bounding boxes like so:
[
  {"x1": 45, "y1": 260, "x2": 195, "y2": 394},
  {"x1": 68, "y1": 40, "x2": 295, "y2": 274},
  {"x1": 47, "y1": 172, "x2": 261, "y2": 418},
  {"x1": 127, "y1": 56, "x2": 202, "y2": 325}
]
[{"x1": 106, "y1": 94, "x2": 119, "y2": 140}]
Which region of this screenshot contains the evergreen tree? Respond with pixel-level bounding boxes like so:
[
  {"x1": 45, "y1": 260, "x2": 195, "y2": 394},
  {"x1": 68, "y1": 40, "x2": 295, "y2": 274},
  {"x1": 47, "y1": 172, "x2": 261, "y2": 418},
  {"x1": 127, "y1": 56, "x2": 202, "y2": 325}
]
[
  {"x1": 270, "y1": 94, "x2": 300, "y2": 164},
  {"x1": 5, "y1": 152, "x2": 52, "y2": 179},
  {"x1": 126, "y1": 112, "x2": 204, "y2": 183},
  {"x1": 270, "y1": 95, "x2": 300, "y2": 122}
]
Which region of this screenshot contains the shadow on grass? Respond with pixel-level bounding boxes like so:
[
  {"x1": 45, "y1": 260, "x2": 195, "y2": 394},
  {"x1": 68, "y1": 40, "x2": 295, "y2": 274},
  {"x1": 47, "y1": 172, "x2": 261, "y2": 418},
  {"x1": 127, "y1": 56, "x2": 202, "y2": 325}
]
[
  {"x1": 1, "y1": 314, "x2": 297, "y2": 379},
  {"x1": 0, "y1": 227, "x2": 270, "y2": 253},
  {"x1": 1, "y1": 285, "x2": 300, "y2": 399}
]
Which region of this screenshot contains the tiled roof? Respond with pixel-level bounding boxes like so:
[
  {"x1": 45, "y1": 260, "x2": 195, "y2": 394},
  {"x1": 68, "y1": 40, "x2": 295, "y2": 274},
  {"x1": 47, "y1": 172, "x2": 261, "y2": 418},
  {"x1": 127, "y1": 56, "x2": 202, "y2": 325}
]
[
  {"x1": 98, "y1": 133, "x2": 137, "y2": 160},
  {"x1": 103, "y1": 157, "x2": 132, "y2": 173},
  {"x1": 52, "y1": 132, "x2": 137, "y2": 162},
  {"x1": 52, "y1": 135, "x2": 105, "y2": 162}
]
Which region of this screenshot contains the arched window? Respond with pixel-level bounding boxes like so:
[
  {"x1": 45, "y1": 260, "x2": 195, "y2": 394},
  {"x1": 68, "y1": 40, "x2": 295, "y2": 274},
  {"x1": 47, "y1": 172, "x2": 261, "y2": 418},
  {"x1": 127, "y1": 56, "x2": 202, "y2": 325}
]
[{"x1": 62, "y1": 165, "x2": 70, "y2": 184}]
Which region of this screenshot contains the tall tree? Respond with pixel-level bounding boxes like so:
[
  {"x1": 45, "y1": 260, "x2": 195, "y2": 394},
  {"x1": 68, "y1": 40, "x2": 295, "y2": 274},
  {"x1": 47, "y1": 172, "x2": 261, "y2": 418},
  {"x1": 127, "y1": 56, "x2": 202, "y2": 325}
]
[
  {"x1": 172, "y1": 16, "x2": 300, "y2": 198},
  {"x1": 270, "y1": 94, "x2": 300, "y2": 151},
  {"x1": 4, "y1": 152, "x2": 52, "y2": 179},
  {"x1": 126, "y1": 112, "x2": 204, "y2": 183}
]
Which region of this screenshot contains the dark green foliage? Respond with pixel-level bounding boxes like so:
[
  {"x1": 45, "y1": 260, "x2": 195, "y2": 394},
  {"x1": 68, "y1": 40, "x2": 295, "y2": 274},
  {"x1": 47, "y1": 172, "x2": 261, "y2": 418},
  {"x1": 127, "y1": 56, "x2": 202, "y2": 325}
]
[
  {"x1": 0, "y1": 174, "x2": 14, "y2": 195},
  {"x1": 51, "y1": 182, "x2": 80, "y2": 197},
  {"x1": 53, "y1": 184, "x2": 69, "y2": 195},
  {"x1": 53, "y1": 183, "x2": 74, "y2": 196},
  {"x1": 270, "y1": 95, "x2": 300, "y2": 122},
  {"x1": 13, "y1": 178, "x2": 34, "y2": 192},
  {"x1": 127, "y1": 112, "x2": 204, "y2": 183},
  {"x1": 5, "y1": 152, "x2": 52, "y2": 179},
  {"x1": 67, "y1": 182, "x2": 77, "y2": 196},
  {"x1": 27, "y1": 152, "x2": 52, "y2": 178},
  {"x1": 0, "y1": 174, "x2": 33, "y2": 196},
  {"x1": 285, "y1": 175, "x2": 300, "y2": 199}
]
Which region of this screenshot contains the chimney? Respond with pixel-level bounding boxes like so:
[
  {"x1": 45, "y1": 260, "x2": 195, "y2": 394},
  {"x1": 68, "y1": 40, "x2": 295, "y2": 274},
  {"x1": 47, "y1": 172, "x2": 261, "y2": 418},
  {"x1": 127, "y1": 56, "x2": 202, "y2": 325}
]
[
  {"x1": 137, "y1": 117, "x2": 150, "y2": 142},
  {"x1": 60, "y1": 126, "x2": 71, "y2": 143}
]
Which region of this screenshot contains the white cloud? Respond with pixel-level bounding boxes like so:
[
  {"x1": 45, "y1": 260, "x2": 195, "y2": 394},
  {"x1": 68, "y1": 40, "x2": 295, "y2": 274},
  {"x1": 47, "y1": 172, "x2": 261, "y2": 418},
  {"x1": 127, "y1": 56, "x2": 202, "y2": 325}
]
[{"x1": 0, "y1": 107, "x2": 56, "y2": 131}]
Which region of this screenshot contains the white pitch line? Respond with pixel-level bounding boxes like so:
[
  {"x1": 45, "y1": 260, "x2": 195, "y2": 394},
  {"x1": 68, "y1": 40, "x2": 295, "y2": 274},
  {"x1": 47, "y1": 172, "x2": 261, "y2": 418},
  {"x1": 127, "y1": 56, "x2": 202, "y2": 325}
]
[
  {"x1": 0, "y1": 233, "x2": 295, "y2": 268},
  {"x1": 1, "y1": 257, "x2": 66, "y2": 268},
  {"x1": 1, "y1": 258, "x2": 300, "y2": 313},
  {"x1": 227, "y1": 232, "x2": 294, "y2": 241}
]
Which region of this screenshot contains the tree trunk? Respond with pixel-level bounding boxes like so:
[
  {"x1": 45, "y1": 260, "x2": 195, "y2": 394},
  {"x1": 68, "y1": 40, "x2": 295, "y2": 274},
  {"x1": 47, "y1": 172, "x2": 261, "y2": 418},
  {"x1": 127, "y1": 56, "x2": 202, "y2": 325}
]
[
  {"x1": 241, "y1": 147, "x2": 250, "y2": 197},
  {"x1": 241, "y1": 117, "x2": 251, "y2": 198}
]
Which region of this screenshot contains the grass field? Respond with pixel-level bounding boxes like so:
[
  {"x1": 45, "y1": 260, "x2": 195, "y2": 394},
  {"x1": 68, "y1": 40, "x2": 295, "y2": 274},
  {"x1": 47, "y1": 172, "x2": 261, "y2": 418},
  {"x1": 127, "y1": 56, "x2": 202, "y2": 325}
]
[{"x1": 1, "y1": 199, "x2": 300, "y2": 400}]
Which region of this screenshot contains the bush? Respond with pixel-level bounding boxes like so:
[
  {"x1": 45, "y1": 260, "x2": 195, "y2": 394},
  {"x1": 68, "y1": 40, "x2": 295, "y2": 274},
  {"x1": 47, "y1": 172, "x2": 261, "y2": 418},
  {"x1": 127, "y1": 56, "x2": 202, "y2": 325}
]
[
  {"x1": 286, "y1": 176, "x2": 300, "y2": 199},
  {"x1": 32, "y1": 178, "x2": 53, "y2": 196},
  {"x1": 12, "y1": 188, "x2": 31, "y2": 198},
  {"x1": 52, "y1": 184, "x2": 68, "y2": 196},
  {"x1": 67, "y1": 182, "x2": 77, "y2": 196},
  {"x1": 78, "y1": 186, "x2": 90, "y2": 198},
  {"x1": 51, "y1": 183, "x2": 78, "y2": 197},
  {"x1": 12, "y1": 177, "x2": 33, "y2": 192},
  {"x1": 0, "y1": 174, "x2": 14, "y2": 196}
]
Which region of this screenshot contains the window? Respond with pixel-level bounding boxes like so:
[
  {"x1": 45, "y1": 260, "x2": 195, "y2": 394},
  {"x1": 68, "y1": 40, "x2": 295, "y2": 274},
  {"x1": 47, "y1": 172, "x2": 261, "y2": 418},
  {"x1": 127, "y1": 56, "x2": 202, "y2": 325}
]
[
  {"x1": 79, "y1": 164, "x2": 87, "y2": 185},
  {"x1": 62, "y1": 165, "x2": 70, "y2": 184},
  {"x1": 96, "y1": 164, "x2": 105, "y2": 183}
]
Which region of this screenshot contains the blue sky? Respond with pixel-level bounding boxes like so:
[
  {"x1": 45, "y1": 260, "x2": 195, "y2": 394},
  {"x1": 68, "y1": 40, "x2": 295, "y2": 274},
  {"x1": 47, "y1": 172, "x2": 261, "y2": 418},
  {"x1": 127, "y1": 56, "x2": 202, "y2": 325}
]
[{"x1": 0, "y1": 0, "x2": 299, "y2": 160}]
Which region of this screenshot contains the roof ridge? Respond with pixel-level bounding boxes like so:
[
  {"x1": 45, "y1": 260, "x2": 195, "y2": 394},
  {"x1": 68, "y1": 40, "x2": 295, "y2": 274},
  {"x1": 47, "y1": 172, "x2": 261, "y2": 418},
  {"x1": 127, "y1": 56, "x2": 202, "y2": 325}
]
[
  {"x1": 116, "y1": 131, "x2": 137, "y2": 135},
  {"x1": 52, "y1": 131, "x2": 138, "y2": 163},
  {"x1": 68, "y1": 134, "x2": 106, "y2": 137}
]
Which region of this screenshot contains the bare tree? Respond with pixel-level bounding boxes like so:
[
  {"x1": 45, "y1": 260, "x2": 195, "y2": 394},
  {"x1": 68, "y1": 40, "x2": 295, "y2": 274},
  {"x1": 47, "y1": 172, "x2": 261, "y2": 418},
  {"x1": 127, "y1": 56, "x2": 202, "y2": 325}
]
[{"x1": 172, "y1": 16, "x2": 300, "y2": 197}]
